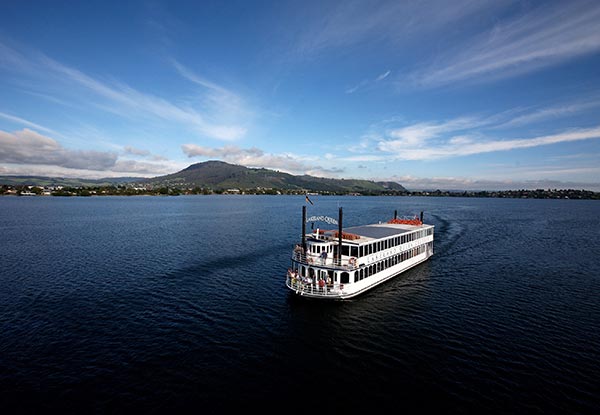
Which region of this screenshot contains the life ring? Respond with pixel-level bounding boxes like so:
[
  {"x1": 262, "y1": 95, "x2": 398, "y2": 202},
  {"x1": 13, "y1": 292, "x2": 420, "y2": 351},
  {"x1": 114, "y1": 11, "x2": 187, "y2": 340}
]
[{"x1": 349, "y1": 257, "x2": 357, "y2": 266}]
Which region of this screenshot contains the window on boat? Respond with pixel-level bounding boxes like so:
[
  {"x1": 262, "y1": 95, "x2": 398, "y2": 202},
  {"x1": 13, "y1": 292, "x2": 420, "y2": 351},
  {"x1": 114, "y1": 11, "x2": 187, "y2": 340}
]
[
  {"x1": 340, "y1": 272, "x2": 350, "y2": 284},
  {"x1": 359, "y1": 246, "x2": 363, "y2": 257},
  {"x1": 342, "y1": 245, "x2": 350, "y2": 257},
  {"x1": 351, "y1": 246, "x2": 358, "y2": 258}
]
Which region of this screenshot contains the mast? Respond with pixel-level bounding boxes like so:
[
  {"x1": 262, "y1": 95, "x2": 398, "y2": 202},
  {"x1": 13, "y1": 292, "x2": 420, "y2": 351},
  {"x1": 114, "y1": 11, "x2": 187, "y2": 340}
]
[
  {"x1": 302, "y1": 205, "x2": 307, "y2": 253},
  {"x1": 338, "y1": 207, "x2": 343, "y2": 265}
]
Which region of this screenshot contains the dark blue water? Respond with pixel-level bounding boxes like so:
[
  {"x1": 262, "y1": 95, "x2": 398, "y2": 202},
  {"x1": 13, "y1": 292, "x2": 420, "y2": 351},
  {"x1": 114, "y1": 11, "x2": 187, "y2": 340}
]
[{"x1": 1, "y1": 196, "x2": 599, "y2": 413}]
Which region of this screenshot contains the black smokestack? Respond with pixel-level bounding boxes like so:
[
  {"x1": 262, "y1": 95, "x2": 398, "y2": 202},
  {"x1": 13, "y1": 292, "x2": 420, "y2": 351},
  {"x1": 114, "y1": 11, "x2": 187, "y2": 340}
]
[{"x1": 420, "y1": 211, "x2": 423, "y2": 222}]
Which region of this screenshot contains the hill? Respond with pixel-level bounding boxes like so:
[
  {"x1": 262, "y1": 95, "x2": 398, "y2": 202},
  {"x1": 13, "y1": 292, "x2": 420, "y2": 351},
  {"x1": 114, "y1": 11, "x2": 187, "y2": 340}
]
[{"x1": 143, "y1": 160, "x2": 406, "y2": 194}]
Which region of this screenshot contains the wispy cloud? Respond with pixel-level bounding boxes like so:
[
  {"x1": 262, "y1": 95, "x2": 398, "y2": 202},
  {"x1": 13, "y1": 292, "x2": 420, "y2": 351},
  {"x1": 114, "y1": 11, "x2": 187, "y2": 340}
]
[
  {"x1": 359, "y1": 99, "x2": 600, "y2": 160},
  {"x1": 493, "y1": 100, "x2": 600, "y2": 129},
  {"x1": 406, "y1": 1, "x2": 600, "y2": 87},
  {"x1": 170, "y1": 59, "x2": 252, "y2": 138},
  {"x1": 0, "y1": 112, "x2": 61, "y2": 136},
  {"x1": 171, "y1": 59, "x2": 230, "y2": 95},
  {"x1": 291, "y1": 0, "x2": 503, "y2": 58},
  {"x1": 379, "y1": 126, "x2": 600, "y2": 160},
  {"x1": 346, "y1": 70, "x2": 391, "y2": 94},
  {"x1": 0, "y1": 41, "x2": 249, "y2": 141},
  {"x1": 385, "y1": 117, "x2": 484, "y2": 146}
]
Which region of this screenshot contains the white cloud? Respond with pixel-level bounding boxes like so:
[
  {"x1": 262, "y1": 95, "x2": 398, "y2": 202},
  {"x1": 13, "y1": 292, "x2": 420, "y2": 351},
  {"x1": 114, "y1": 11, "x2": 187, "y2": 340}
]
[
  {"x1": 122, "y1": 145, "x2": 169, "y2": 161},
  {"x1": 379, "y1": 126, "x2": 600, "y2": 160},
  {"x1": 181, "y1": 143, "x2": 344, "y2": 175},
  {"x1": 358, "y1": 99, "x2": 600, "y2": 161},
  {"x1": 0, "y1": 128, "x2": 117, "y2": 170},
  {"x1": 386, "y1": 117, "x2": 482, "y2": 146},
  {"x1": 112, "y1": 159, "x2": 175, "y2": 175},
  {"x1": 123, "y1": 146, "x2": 151, "y2": 156},
  {"x1": 0, "y1": 128, "x2": 176, "y2": 176},
  {"x1": 382, "y1": 174, "x2": 600, "y2": 191}
]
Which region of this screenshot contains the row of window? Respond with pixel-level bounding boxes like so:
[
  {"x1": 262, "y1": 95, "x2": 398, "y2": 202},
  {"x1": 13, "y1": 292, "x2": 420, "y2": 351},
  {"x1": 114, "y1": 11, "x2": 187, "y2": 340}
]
[
  {"x1": 306, "y1": 227, "x2": 434, "y2": 258},
  {"x1": 341, "y1": 227, "x2": 433, "y2": 258},
  {"x1": 354, "y1": 242, "x2": 432, "y2": 282},
  {"x1": 293, "y1": 241, "x2": 433, "y2": 284}
]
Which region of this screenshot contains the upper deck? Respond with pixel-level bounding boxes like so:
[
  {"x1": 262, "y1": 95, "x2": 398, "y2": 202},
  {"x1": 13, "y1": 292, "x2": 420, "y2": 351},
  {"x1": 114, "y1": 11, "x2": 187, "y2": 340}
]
[
  {"x1": 310, "y1": 222, "x2": 433, "y2": 245},
  {"x1": 334, "y1": 222, "x2": 430, "y2": 243}
]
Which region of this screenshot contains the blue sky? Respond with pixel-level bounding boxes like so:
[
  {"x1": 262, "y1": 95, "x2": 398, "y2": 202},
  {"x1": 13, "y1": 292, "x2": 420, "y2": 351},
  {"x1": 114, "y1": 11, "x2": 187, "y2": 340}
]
[{"x1": 1, "y1": 0, "x2": 599, "y2": 190}]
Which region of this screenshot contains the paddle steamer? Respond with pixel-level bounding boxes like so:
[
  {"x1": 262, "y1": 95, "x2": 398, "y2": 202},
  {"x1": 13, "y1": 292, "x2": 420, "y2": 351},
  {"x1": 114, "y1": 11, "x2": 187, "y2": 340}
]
[{"x1": 286, "y1": 207, "x2": 434, "y2": 299}]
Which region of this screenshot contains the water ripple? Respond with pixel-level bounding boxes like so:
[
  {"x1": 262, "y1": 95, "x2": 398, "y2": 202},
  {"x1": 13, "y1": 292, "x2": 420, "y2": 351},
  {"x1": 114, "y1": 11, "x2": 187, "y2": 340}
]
[{"x1": 0, "y1": 196, "x2": 599, "y2": 413}]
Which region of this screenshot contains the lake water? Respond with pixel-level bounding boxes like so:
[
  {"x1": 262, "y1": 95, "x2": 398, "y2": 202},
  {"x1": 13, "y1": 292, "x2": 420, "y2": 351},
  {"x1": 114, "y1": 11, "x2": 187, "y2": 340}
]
[{"x1": 1, "y1": 195, "x2": 598, "y2": 413}]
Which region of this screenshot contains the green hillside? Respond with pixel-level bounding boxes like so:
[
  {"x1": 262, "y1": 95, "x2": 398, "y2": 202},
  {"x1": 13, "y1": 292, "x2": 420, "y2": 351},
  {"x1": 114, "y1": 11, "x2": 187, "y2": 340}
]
[{"x1": 145, "y1": 160, "x2": 406, "y2": 194}]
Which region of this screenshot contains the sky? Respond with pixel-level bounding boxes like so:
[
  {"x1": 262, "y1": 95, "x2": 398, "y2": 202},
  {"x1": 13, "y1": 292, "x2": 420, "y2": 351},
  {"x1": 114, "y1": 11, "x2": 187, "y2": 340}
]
[{"x1": 1, "y1": 0, "x2": 600, "y2": 190}]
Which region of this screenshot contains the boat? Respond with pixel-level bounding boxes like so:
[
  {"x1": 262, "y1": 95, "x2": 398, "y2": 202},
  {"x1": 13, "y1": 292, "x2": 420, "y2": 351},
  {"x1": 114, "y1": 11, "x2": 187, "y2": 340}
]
[{"x1": 285, "y1": 206, "x2": 434, "y2": 299}]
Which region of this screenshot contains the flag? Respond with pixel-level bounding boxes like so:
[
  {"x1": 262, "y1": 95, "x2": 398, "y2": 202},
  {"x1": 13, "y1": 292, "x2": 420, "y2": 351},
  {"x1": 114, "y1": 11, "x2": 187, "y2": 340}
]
[{"x1": 305, "y1": 194, "x2": 314, "y2": 205}]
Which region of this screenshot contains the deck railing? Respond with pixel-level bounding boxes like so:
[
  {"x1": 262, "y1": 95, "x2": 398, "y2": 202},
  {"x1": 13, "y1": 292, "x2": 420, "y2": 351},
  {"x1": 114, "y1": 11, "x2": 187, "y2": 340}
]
[
  {"x1": 286, "y1": 274, "x2": 346, "y2": 297},
  {"x1": 292, "y1": 248, "x2": 358, "y2": 270}
]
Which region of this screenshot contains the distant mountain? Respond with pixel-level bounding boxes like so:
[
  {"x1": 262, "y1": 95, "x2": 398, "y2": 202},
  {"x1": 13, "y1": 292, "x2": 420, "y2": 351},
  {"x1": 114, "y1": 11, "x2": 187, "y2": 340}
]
[
  {"x1": 144, "y1": 160, "x2": 407, "y2": 193},
  {"x1": 0, "y1": 161, "x2": 407, "y2": 194},
  {"x1": 0, "y1": 175, "x2": 142, "y2": 187}
]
